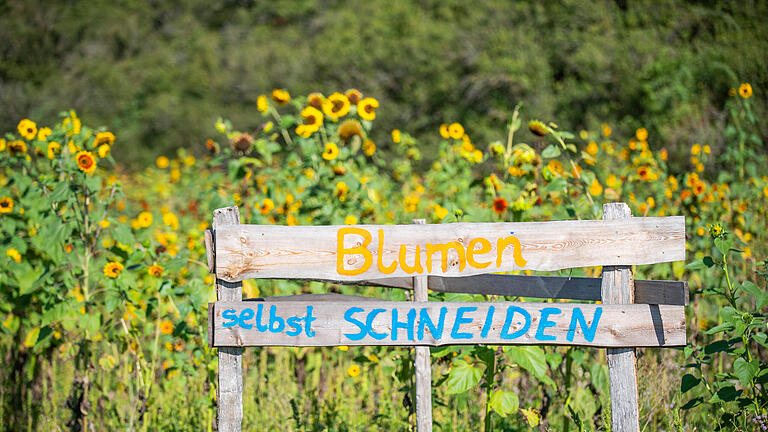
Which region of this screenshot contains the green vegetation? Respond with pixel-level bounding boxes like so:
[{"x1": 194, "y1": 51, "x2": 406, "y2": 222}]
[{"x1": 1, "y1": 1, "x2": 766, "y2": 166}]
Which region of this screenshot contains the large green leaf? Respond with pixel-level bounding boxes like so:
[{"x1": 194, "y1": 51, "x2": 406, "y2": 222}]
[
  {"x1": 489, "y1": 390, "x2": 519, "y2": 417},
  {"x1": 739, "y1": 281, "x2": 768, "y2": 310},
  {"x1": 541, "y1": 145, "x2": 561, "y2": 159},
  {"x1": 681, "y1": 373, "x2": 700, "y2": 393},
  {"x1": 444, "y1": 359, "x2": 482, "y2": 394},
  {"x1": 733, "y1": 358, "x2": 758, "y2": 387},
  {"x1": 506, "y1": 346, "x2": 555, "y2": 389}
]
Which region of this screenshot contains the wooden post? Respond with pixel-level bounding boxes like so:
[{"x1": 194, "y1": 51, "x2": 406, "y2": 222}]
[
  {"x1": 601, "y1": 203, "x2": 640, "y2": 432},
  {"x1": 213, "y1": 206, "x2": 243, "y2": 432},
  {"x1": 412, "y1": 219, "x2": 433, "y2": 431}
]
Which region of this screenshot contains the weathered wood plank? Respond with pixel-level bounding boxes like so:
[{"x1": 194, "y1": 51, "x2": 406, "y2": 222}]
[
  {"x1": 256, "y1": 275, "x2": 688, "y2": 306},
  {"x1": 602, "y1": 203, "x2": 640, "y2": 432},
  {"x1": 210, "y1": 300, "x2": 686, "y2": 348},
  {"x1": 213, "y1": 206, "x2": 243, "y2": 432},
  {"x1": 412, "y1": 219, "x2": 433, "y2": 432},
  {"x1": 205, "y1": 228, "x2": 215, "y2": 273},
  {"x1": 214, "y1": 217, "x2": 685, "y2": 282}
]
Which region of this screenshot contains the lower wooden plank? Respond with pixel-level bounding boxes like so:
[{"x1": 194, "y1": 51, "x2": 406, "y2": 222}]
[{"x1": 210, "y1": 300, "x2": 685, "y2": 348}]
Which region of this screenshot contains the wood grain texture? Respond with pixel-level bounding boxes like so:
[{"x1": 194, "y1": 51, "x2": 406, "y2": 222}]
[
  {"x1": 213, "y1": 207, "x2": 243, "y2": 432},
  {"x1": 412, "y1": 219, "x2": 433, "y2": 432},
  {"x1": 214, "y1": 217, "x2": 685, "y2": 282},
  {"x1": 205, "y1": 229, "x2": 215, "y2": 273},
  {"x1": 601, "y1": 203, "x2": 640, "y2": 432},
  {"x1": 209, "y1": 300, "x2": 686, "y2": 348}
]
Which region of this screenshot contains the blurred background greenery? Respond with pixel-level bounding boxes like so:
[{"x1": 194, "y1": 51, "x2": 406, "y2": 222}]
[{"x1": 1, "y1": 0, "x2": 766, "y2": 166}]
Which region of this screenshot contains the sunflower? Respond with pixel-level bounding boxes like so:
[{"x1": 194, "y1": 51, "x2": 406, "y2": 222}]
[
  {"x1": 362, "y1": 139, "x2": 376, "y2": 156},
  {"x1": 492, "y1": 197, "x2": 508, "y2": 214},
  {"x1": 93, "y1": 131, "x2": 115, "y2": 147},
  {"x1": 738, "y1": 83, "x2": 753, "y2": 99},
  {"x1": 270, "y1": 89, "x2": 291, "y2": 105},
  {"x1": 17, "y1": 119, "x2": 37, "y2": 140},
  {"x1": 47, "y1": 141, "x2": 61, "y2": 159},
  {"x1": 232, "y1": 133, "x2": 254, "y2": 152},
  {"x1": 322, "y1": 93, "x2": 350, "y2": 120},
  {"x1": 97, "y1": 144, "x2": 110, "y2": 158},
  {"x1": 439, "y1": 124, "x2": 450, "y2": 139},
  {"x1": 637, "y1": 166, "x2": 650, "y2": 181},
  {"x1": 589, "y1": 179, "x2": 603, "y2": 196},
  {"x1": 693, "y1": 181, "x2": 706, "y2": 195},
  {"x1": 156, "y1": 156, "x2": 170, "y2": 168},
  {"x1": 347, "y1": 364, "x2": 361, "y2": 377},
  {"x1": 9, "y1": 140, "x2": 27, "y2": 155},
  {"x1": 345, "y1": 89, "x2": 363, "y2": 105},
  {"x1": 103, "y1": 261, "x2": 124, "y2": 278},
  {"x1": 148, "y1": 265, "x2": 164, "y2": 277},
  {"x1": 448, "y1": 123, "x2": 464, "y2": 140},
  {"x1": 37, "y1": 127, "x2": 52, "y2": 141},
  {"x1": 335, "y1": 181, "x2": 349, "y2": 200},
  {"x1": 601, "y1": 123, "x2": 612, "y2": 137},
  {"x1": 160, "y1": 320, "x2": 174, "y2": 335},
  {"x1": 257, "y1": 94, "x2": 269, "y2": 112},
  {"x1": 586, "y1": 141, "x2": 598, "y2": 156},
  {"x1": 322, "y1": 142, "x2": 339, "y2": 160},
  {"x1": 259, "y1": 198, "x2": 275, "y2": 215},
  {"x1": 299, "y1": 106, "x2": 323, "y2": 135},
  {"x1": 357, "y1": 97, "x2": 379, "y2": 121},
  {"x1": 6, "y1": 248, "x2": 21, "y2": 263},
  {"x1": 137, "y1": 211, "x2": 153, "y2": 228},
  {"x1": 528, "y1": 121, "x2": 547, "y2": 137},
  {"x1": 0, "y1": 197, "x2": 13, "y2": 214},
  {"x1": 391, "y1": 129, "x2": 401, "y2": 144},
  {"x1": 338, "y1": 120, "x2": 363, "y2": 140},
  {"x1": 76, "y1": 151, "x2": 97, "y2": 174},
  {"x1": 344, "y1": 215, "x2": 358, "y2": 225},
  {"x1": 62, "y1": 115, "x2": 81, "y2": 136}
]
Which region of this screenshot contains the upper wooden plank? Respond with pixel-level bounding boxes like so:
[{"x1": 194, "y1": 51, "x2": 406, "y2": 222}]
[{"x1": 213, "y1": 217, "x2": 685, "y2": 282}]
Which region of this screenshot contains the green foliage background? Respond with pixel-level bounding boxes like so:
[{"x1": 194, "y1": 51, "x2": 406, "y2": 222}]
[{"x1": 1, "y1": 0, "x2": 766, "y2": 166}]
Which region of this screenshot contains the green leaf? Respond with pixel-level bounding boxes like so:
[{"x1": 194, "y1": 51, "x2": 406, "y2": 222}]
[
  {"x1": 740, "y1": 281, "x2": 768, "y2": 310},
  {"x1": 444, "y1": 360, "x2": 482, "y2": 394},
  {"x1": 24, "y1": 326, "x2": 40, "y2": 348},
  {"x1": 489, "y1": 390, "x2": 519, "y2": 417},
  {"x1": 704, "y1": 340, "x2": 730, "y2": 354},
  {"x1": 681, "y1": 397, "x2": 703, "y2": 410},
  {"x1": 681, "y1": 374, "x2": 700, "y2": 393},
  {"x1": 683, "y1": 259, "x2": 706, "y2": 270},
  {"x1": 112, "y1": 224, "x2": 133, "y2": 245},
  {"x1": 506, "y1": 346, "x2": 555, "y2": 389},
  {"x1": 753, "y1": 333, "x2": 768, "y2": 348},
  {"x1": 715, "y1": 236, "x2": 734, "y2": 256},
  {"x1": 541, "y1": 145, "x2": 561, "y2": 159},
  {"x1": 702, "y1": 256, "x2": 715, "y2": 267},
  {"x1": 734, "y1": 358, "x2": 758, "y2": 387},
  {"x1": 712, "y1": 386, "x2": 739, "y2": 402},
  {"x1": 543, "y1": 177, "x2": 567, "y2": 192},
  {"x1": 48, "y1": 182, "x2": 70, "y2": 203}
]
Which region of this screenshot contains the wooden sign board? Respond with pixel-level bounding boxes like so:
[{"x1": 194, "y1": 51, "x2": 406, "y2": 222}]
[
  {"x1": 213, "y1": 218, "x2": 685, "y2": 282},
  {"x1": 209, "y1": 300, "x2": 686, "y2": 348}
]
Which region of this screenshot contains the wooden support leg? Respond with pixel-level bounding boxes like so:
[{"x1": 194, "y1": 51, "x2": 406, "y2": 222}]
[
  {"x1": 412, "y1": 219, "x2": 433, "y2": 432},
  {"x1": 601, "y1": 203, "x2": 640, "y2": 432},
  {"x1": 214, "y1": 207, "x2": 243, "y2": 432}
]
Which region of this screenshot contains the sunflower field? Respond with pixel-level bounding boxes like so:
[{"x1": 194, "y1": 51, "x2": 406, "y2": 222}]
[{"x1": 0, "y1": 82, "x2": 766, "y2": 431}]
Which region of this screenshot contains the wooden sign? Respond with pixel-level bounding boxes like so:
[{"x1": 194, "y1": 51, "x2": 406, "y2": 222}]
[
  {"x1": 209, "y1": 300, "x2": 686, "y2": 348},
  {"x1": 213, "y1": 218, "x2": 685, "y2": 282}
]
